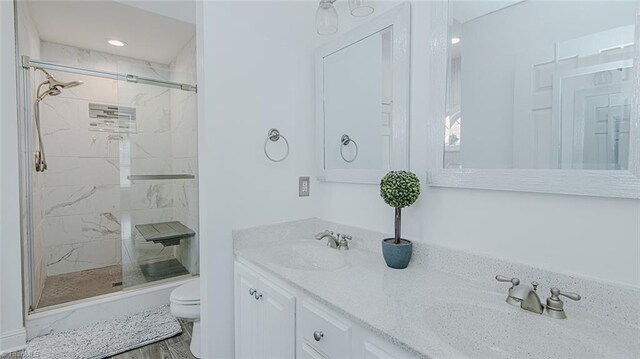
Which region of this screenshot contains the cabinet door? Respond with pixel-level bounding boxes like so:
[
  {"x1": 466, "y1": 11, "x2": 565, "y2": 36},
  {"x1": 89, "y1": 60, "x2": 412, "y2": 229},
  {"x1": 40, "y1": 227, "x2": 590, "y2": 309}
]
[
  {"x1": 235, "y1": 263, "x2": 261, "y2": 359},
  {"x1": 259, "y1": 275, "x2": 296, "y2": 359}
]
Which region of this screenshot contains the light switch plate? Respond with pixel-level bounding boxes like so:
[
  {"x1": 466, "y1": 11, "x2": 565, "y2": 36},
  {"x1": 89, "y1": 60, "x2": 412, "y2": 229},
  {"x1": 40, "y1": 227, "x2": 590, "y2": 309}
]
[{"x1": 299, "y1": 176, "x2": 310, "y2": 197}]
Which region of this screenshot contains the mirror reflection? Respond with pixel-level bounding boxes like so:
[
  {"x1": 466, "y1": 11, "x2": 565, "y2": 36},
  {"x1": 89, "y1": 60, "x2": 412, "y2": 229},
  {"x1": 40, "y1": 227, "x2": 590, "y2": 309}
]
[
  {"x1": 445, "y1": 0, "x2": 636, "y2": 170},
  {"x1": 322, "y1": 27, "x2": 392, "y2": 170}
]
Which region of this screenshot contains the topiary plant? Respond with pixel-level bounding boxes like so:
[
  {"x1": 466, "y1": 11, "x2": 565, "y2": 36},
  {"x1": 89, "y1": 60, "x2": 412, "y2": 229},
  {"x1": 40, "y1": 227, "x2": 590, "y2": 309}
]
[{"x1": 380, "y1": 170, "x2": 421, "y2": 244}]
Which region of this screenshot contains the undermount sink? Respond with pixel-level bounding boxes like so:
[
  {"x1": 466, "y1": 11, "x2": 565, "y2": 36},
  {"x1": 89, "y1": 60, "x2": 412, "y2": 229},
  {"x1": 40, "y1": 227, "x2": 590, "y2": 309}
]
[
  {"x1": 424, "y1": 302, "x2": 597, "y2": 358},
  {"x1": 413, "y1": 289, "x2": 639, "y2": 358},
  {"x1": 264, "y1": 241, "x2": 349, "y2": 272}
]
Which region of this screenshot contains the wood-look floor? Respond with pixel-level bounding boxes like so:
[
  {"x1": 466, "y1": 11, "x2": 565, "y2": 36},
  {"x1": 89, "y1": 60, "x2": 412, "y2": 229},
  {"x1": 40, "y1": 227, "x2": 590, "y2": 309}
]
[
  {"x1": 110, "y1": 319, "x2": 196, "y2": 359},
  {"x1": 0, "y1": 320, "x2": 196, "y2": 359}
]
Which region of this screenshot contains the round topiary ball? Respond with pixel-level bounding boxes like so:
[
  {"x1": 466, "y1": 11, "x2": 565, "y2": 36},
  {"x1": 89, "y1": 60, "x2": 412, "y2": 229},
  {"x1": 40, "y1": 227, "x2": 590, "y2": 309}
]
[{"x1": 380, "y1": 170, "x2": 421, "y2": 209}]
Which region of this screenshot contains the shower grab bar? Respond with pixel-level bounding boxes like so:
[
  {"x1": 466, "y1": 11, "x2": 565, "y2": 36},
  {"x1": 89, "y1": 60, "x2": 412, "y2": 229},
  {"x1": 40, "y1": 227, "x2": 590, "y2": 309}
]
[
  {"x1": 22, "y1": 56, "x2": 197, "y2": 93},
  {"x1": 127, "y1": 174, "x2": 195, "y2": 180}
]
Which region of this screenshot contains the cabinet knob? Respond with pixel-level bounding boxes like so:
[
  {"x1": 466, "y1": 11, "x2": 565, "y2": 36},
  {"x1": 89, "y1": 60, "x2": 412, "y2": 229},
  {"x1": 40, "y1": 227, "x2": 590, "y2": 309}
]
[
  {"x1": 249, "y1": 288, "x2": 256, "y2": 296},
  {"x1": 254, "y1": 291, "x2": 263, "y2": 300},
  {"x1": 313, "y1": 331, "x2": 324, "y2": 341}
]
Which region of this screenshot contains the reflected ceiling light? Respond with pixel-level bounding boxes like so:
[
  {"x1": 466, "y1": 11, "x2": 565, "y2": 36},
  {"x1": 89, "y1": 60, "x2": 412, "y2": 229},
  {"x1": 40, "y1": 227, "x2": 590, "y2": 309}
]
[
  {"x1": 108, "y1": 39, "x2": 127, "y2": 47},
  {"x1": 349, "y1": 0, "x2": 374, "y2": 17},
  {"x1": 451, "y1": 37, "x2": 461, "y2": 44},
  {"x1": 316, "y1": 0, "x2": 339, "y2": 35}
]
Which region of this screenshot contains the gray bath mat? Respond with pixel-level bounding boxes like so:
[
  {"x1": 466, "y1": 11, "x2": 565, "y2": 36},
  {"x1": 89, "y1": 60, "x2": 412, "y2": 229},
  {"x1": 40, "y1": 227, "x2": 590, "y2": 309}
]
[{"x1": 25, "y1": 305, "x2": 181, "y2": 359}]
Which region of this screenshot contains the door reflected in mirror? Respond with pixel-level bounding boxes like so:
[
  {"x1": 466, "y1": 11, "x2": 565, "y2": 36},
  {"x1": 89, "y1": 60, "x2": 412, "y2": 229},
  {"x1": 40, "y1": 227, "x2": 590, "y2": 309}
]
[
  {"x1": 322, "y1": 27, "x2": 392, "y2": 170},
  {"x1": 445, "y1": 0, "x2": 636, "y2": 170}
]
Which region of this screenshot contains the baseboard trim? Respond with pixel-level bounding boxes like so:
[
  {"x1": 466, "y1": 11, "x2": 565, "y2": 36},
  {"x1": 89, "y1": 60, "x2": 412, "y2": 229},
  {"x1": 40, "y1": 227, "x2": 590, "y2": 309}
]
[{"x1": 0, "y1": 328, "x2": 27, "y2": 354}]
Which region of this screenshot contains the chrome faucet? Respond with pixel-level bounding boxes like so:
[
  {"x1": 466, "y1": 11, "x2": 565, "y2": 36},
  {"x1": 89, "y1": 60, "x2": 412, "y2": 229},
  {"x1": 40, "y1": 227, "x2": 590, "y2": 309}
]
[
  {"x1": 496, "y1": 275, "x2": 543, "y2": 314},
  {"x1": 496, "y1": 275, "x2": 580, "y2": 319},
  {"x1": 315, "y1": 230, "x2": 339, "y2": 248}
]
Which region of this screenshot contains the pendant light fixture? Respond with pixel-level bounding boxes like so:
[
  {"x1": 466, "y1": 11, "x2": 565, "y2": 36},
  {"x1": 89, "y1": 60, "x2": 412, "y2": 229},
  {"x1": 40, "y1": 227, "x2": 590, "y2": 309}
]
[
  {"x1": 316, "y1": 0, "x2": 339, "y2": 35},
  {"x1": 316, "y1": 0, "x2": 374, "y2": 36}
]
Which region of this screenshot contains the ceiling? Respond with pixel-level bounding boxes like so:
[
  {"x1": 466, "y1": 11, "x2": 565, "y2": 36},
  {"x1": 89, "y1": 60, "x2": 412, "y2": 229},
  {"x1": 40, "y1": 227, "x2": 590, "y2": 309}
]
[
  {"x1": 115, "y1": 0, "x2": 195, "y2": 25},
  {"x1": 451, "y1": 0, "x2": 524, "y2": 23},
  {"x1": 27, "y1": 0, "x2": 195, "y2": 64}
]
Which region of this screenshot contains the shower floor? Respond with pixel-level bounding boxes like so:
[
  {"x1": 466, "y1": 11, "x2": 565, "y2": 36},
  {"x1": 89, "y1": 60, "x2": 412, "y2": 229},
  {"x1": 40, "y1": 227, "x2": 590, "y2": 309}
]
[
  {"x1": 37, "y1": 265, "x2": 123, "y2": 309},
  {"x1": 36, "y1": 259, "x2": 191, "y2": 309}
]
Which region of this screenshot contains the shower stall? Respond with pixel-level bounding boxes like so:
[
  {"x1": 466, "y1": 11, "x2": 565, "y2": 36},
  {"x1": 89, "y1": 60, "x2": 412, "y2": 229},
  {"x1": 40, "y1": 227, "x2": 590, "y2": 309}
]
[{"x1": 16, "y1": 4, "x2": 200, "y2": 314}]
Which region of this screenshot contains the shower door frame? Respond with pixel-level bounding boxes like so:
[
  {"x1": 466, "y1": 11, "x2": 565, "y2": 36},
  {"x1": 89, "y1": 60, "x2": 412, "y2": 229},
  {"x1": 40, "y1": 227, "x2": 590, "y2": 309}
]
[
  {"x1": 17, "y1": 53, "x2": 37, "y2": 314},
  {"x1": 18, "y1": 56, "x2": 198, "y2": 315}
]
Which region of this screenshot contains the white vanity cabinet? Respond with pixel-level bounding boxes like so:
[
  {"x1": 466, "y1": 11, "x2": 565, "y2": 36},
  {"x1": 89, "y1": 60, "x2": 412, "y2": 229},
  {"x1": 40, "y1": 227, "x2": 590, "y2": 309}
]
[
  {"x1": 234, "y1": 260, "x2": 415, "y2": 359},
  {"x1": 234, "y1": 262, "x2": 296, "y2": 359}
]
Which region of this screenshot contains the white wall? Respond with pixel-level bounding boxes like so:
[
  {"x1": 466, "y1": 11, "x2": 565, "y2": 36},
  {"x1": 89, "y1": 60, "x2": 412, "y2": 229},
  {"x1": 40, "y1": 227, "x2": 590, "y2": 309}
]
[
  {"x1": 196, "y1": 3, "x2": 636, "y2": 357},
  {"x1": 1, "y1": 0, "x2": 27, "y2": 352},
  {"x1": 197, "y1": 1, "x2": 321, "y2": 357},
  {"x1": 317, "y1": 1, "x2": 640, "y2": 288}
]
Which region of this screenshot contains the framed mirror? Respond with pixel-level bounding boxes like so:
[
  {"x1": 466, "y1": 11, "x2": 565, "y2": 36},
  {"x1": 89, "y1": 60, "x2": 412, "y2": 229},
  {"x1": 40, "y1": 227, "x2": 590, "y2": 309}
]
[
  {"x1": 426, "y1": 0, "x2": 640, "y2": 198},
  {"x1": 316, "y1": 3, "x2": 410, "y2": 184}
]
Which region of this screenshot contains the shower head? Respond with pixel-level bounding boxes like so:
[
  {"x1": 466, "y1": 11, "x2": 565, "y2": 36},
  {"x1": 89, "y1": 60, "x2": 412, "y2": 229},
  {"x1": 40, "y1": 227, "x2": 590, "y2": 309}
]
[
  {"x1": 49, "y1": 77, "x2": 83, "y2": 90},
  {"x1": 34, "y1": 67, "x2": 83, "y2": 96}
]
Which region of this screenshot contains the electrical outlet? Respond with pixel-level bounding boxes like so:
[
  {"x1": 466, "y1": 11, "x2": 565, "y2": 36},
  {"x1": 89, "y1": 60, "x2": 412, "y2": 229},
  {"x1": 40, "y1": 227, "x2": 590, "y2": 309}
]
[{"x1": 299, "y1": 176, "x2": 310, "y2": 197}]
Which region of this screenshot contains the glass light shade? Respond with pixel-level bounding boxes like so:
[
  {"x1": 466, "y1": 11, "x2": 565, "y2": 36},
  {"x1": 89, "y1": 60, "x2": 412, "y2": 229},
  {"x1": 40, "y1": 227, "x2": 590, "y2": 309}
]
[
  {"x1": 316, "y1": 1, "x2": 339, "y2": 35},
  {"x1": 349, "y1": 0, "x2": 374, "y2": 17}
]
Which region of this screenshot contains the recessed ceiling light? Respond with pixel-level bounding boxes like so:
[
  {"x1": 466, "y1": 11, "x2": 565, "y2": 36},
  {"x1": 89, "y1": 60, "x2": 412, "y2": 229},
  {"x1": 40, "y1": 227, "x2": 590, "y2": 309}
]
[
  {"x1": 108, "y1": 39, "x2": 126, "y2": 47},
  {"x1": 451, "y1": 37, "x2": 461, "y2": 45}
]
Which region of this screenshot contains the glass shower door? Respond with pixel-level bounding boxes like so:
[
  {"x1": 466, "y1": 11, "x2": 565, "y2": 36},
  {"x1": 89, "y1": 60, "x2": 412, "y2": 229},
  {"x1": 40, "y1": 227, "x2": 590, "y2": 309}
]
[{"x1": 116, "y1": 60, "x2": 199, "y2": 290}]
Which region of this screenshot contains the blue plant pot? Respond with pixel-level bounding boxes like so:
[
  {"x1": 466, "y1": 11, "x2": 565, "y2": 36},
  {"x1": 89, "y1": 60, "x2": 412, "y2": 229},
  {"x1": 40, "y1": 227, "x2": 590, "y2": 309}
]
[{"x1": 381, "y1": 238, "x2": 412, "y2": 269}]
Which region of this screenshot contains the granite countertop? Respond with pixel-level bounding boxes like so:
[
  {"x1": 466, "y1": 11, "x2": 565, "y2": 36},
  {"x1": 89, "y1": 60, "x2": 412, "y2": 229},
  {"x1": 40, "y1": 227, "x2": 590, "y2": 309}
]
[{"x1": 233, "y1": 220, "x2": 640, "y2": 359}]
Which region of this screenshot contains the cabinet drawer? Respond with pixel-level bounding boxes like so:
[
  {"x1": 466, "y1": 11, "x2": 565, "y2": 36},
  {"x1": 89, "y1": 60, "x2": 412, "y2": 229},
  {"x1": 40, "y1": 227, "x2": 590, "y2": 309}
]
[{"x1": 300, "y1": 300, "x2": 352, "y2": 358}]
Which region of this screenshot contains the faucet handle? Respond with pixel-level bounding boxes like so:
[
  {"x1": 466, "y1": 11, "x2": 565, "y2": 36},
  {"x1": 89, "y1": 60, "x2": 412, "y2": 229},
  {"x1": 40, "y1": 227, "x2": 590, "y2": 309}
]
[
  {"x1": 545, "y1": 287, "x2": 581, "y2": 319},
  {"x1": 495, "y1": 275, "x2": 520, "y2": 289},
  {"x1": 550, "y1": 287, "x2": 581, "y2": 301},
  {"x1": 338, "y1": 234, "x2": 351, "y2": 250}
]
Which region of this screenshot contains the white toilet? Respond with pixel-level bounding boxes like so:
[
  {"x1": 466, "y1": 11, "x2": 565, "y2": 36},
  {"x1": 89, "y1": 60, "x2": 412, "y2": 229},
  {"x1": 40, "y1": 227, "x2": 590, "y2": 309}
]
[{"x1": 170, "y1": 278, "x2": 201, "y2": 358}]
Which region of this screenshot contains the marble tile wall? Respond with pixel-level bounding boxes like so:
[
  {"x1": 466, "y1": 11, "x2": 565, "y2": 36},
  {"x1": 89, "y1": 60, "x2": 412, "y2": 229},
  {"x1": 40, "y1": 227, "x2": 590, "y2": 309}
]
[{"x1": 38, "y1": 42, "x2": 183, "y2": 276}]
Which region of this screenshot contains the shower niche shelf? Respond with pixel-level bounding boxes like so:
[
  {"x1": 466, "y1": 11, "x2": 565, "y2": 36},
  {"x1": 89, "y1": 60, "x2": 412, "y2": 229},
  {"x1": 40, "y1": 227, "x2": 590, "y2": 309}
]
[{"x1": 135, "y1": 221, "x2": 196, "y2": 247}]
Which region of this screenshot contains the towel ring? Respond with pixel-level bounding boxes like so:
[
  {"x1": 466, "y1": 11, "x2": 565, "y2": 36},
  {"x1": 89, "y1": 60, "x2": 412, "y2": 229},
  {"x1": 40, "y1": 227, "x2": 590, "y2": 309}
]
[
  {"x1": 340, "y1": 134, "x2": 358, "y2": 163},
  {"x1": 264, "y1": 128, "x2": 289, "y2": 162}
]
